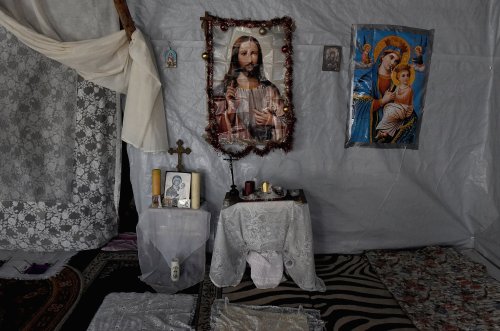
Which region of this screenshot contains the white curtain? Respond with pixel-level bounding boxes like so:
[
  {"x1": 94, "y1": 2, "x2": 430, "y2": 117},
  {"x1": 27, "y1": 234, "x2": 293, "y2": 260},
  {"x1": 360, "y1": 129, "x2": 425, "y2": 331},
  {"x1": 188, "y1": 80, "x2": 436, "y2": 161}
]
[{"x1": 0, "y1": 3, "x2": 168, "y2": 152}]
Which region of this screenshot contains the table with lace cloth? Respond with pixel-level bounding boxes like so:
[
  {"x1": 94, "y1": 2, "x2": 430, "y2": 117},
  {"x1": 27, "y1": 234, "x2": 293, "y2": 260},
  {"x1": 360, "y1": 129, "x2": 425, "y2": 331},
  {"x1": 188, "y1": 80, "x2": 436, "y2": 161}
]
[
  {"x1": 137, "y1": 207, "x2": 211, "y2": 294},
  {"x1": 209, "y1": 199, "x2": 325, "y2": 291}
]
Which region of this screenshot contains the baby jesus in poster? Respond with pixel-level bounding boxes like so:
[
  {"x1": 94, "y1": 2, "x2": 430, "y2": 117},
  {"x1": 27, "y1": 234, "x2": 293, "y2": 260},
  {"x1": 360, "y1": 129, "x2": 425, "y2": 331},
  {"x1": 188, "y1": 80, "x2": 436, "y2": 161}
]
[{"x1": 346, "y1": 25, "x2": 433, "y2": 148}]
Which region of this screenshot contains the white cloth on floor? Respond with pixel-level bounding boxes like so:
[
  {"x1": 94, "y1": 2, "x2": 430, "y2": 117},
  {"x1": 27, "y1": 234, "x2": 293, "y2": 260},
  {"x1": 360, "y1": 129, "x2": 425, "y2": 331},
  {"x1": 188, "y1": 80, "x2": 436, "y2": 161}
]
[
  {"x1": 210, "y1": 299, "x2": 325, "y2": 331},
  {"x1": 0, "y1": 250, "x2": 75, "y2": 280},
  {"x1": 215, "y1": 305, "x2": 309, "y2": 331},
  {"x1": 246, "y1": 250, "x2": 284, "y2": 289},
  {"x1": 87, "y1": 292, "x2": 196, "y2": 331}
]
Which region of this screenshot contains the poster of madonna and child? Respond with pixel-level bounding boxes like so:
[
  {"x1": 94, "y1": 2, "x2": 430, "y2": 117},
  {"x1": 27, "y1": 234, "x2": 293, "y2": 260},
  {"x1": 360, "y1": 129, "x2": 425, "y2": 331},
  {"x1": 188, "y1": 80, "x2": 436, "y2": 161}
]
[{"x1": 346, "y1": 25, "x2": 434, "y2": 148}]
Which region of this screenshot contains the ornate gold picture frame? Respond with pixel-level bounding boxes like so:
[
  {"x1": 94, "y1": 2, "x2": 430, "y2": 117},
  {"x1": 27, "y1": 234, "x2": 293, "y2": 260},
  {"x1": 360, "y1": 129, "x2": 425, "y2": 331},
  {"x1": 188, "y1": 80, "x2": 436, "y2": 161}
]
[{"x1": 202, "y1": 13, "x2": 295, "y2": 158}]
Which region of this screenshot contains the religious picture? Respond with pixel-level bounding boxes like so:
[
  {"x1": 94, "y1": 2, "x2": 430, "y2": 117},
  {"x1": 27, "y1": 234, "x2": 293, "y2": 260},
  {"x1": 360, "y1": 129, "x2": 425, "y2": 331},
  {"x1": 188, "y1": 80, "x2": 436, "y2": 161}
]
[
  {"x1": 163, "y1": 47, "x2": 177, "y2": 68},
  {"x1": 346, "y1": 25, "x2": 434, "y2": 148},
  {"x1": 322, "y1": 45, "x2": 342, "y2": 71},
  {"x1": 163, "y1": 172, "x2": 191, "y2": 207},
  {"x1": 202, "y1": 13, "x2": 296, "y2": 158}
]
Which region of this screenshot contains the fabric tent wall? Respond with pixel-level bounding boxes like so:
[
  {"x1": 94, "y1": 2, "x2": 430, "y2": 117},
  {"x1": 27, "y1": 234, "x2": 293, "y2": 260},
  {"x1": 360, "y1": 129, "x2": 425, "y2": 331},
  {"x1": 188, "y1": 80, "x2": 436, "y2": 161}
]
[{"x1": 125, "y1": 0, "x2": 499, "y2": 262}]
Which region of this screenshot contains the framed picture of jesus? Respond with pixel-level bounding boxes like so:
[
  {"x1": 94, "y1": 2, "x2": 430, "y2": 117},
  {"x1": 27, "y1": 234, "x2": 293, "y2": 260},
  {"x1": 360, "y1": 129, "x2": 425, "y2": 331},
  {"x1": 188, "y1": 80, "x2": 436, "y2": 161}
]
[{"x1": 202, "y1": 13, "x2": 296, "y2": 158}]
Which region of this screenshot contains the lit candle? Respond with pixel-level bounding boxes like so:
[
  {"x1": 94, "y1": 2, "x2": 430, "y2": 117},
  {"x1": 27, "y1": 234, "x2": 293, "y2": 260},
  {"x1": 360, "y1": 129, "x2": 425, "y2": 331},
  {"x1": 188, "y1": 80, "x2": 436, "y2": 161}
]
[
  {"x1": 152, "y1": 169, "x2": 161, "y2": 195},
  {"x1": 191, "y1": 172, "x2": 201, "y2": 209}
]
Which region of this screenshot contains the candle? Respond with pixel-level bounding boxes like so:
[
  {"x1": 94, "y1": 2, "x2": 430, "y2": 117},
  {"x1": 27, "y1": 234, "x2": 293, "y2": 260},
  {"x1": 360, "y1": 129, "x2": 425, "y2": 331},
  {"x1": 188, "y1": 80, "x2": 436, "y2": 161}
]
[
  {"x1": 152, "y1": 169, "x2": 161, "y2": 195},
  {"x1": 261, "y1": 181, "x2": 270, "y2": 193},
  {"x1": 191, "y1": 172, "x2": 201, "y2": 209},
  {"x1": 244, "y1": 181, "x2": 255, "y2": 196}
]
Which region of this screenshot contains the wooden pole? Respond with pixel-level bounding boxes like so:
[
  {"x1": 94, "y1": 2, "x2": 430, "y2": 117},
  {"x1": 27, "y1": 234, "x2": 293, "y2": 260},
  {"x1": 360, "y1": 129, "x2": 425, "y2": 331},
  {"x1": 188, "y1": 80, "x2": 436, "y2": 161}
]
[{"x1": 113, "y1": 0, "x2": 136, "y2": 41}]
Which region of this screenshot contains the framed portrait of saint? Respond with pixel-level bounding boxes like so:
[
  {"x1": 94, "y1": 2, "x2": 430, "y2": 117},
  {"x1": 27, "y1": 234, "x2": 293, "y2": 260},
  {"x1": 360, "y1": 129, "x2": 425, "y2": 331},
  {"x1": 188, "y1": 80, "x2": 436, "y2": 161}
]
[
  {"x1": 322, "y1": 45, "x2": 342, "y2": 72},
  {"x1": 163, "y1": 172, "x2": 191, "y2": 207},
  {"x1": 346, "y1": 24, "x2": 434, "y2": 148},
  {"x1": 202, "y1": 13, "x2": 296, "y2": 158}
]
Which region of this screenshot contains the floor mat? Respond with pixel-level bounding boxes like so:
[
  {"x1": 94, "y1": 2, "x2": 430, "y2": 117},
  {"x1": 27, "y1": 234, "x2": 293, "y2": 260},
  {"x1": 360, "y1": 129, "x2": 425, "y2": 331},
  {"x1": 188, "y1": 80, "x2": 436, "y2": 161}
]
[
  {"x1": 366, "y1": 246, "x2": 500, "y2": 331},
  {"x1": 0, "y1": 265, "x2": 82, "y2": 331}
]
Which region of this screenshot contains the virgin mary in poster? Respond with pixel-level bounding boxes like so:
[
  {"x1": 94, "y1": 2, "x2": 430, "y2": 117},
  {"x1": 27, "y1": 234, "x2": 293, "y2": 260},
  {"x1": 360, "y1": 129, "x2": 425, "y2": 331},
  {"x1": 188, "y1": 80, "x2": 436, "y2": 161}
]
[{"x1": 346, "y1": 25, "x2": 433, "y2": 148}]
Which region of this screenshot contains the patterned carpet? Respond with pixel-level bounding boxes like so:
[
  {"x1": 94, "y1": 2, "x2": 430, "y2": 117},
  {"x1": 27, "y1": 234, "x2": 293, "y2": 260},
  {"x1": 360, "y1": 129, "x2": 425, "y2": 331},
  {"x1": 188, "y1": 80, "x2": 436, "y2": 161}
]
[
  {"x1": 367, "y1": 246, "x2": 500, "y2": 330},
  {"x1": 0, "y1": 265, "x2": 82, "y2": 331},
  {"x1": 220, "y1": 254, "x2": 417, "y2": 331}
]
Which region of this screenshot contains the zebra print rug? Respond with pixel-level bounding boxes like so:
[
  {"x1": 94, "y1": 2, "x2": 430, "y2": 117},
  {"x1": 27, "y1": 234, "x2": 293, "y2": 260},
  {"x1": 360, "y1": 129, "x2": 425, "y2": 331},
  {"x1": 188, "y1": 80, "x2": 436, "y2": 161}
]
[{"x1": 218, "y1": 254, "x2": 416, "y2": 331}]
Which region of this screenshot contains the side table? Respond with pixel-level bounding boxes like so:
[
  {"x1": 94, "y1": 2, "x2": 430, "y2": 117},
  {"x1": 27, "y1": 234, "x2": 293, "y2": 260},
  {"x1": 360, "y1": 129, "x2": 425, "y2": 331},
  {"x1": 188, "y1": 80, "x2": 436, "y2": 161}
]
[
  {"x1": 137, "y1": 207, "x2": 210, "y2": 293},
  {"x1": 210, "y1": 192, "x2": 325, "y2": 292}
]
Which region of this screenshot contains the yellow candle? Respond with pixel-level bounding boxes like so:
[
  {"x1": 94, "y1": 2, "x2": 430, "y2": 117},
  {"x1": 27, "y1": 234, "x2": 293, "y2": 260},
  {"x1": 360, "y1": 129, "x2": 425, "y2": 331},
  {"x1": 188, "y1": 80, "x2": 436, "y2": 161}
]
[
  {"x1": 152, "y1": 169, "x2": 161, "y2": 195},
  {"x1": 191, "y1": 172, "x2": 201, "y2": 209}
]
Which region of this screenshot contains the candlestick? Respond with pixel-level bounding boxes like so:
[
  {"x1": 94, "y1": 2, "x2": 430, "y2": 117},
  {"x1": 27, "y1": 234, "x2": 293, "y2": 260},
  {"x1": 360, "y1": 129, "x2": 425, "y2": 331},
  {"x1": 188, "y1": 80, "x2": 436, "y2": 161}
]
[{"x1": 191, "y1": 172, "x2": 201, "y2": 209}]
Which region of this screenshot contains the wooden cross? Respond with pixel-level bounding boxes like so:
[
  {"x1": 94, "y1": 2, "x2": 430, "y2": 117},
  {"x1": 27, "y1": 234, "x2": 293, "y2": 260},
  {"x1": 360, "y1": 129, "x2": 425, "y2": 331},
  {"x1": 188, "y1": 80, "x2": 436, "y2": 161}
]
[{"x1": 168, "y1": 139, "x2": 191, "y2": 172}]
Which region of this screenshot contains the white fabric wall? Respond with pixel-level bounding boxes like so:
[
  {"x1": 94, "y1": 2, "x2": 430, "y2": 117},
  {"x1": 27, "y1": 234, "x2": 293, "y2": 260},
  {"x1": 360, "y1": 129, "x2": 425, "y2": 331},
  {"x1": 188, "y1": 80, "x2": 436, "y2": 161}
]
[{"x1": 126, "y1": 0, "x2": 500, "y2": 260}]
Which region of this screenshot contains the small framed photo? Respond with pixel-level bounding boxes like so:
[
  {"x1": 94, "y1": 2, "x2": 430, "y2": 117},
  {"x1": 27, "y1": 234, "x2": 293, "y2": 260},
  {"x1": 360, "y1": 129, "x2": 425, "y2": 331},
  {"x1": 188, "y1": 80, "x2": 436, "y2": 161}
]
[
  {"x1": 322, "y1": 45, "x2": 342, "y2": 71},
  {"x1": 163, "y1": 172, "x2": 191, "y2": 207}
]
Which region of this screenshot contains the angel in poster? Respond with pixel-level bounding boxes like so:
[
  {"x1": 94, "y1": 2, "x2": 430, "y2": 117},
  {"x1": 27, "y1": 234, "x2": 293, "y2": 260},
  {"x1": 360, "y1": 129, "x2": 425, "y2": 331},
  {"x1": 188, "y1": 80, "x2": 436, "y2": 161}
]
[{"x1": 346, "y1": 25, "x2": 433, "y2": 147}]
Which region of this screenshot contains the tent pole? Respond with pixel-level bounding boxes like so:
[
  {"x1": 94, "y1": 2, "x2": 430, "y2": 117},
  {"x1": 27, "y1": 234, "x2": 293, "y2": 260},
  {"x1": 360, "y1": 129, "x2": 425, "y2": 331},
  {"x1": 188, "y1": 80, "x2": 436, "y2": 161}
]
[{"x1": 113, "y1": 0, "x2": 136, "y2": 41}]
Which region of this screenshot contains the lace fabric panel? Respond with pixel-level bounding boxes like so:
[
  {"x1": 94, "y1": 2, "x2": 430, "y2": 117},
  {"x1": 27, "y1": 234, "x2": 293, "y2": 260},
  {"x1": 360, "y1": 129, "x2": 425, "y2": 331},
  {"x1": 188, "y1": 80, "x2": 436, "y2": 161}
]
[
  {"x1": 87, "y1": 292, "x2": 197, "y2": 331},
  {"x1": 209, "y1": 201, "x2": 325, "y2": 292},
  {"x1": 0, "y1": 27, "x2": 120, "y2": 251},
  {"x1": 210, "y1": 299, "x2": 325, "y2": 331},
  {"x1": 0, "y1": 25, "x2": 76, "y2": 201}
]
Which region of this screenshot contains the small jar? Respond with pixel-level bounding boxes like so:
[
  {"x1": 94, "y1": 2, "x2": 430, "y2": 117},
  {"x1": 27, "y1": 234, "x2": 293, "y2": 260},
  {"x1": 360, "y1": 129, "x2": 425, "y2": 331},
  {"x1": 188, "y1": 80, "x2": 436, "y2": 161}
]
[{"x1": 171, "y1": 258, "x2": 180, "y2": 282}]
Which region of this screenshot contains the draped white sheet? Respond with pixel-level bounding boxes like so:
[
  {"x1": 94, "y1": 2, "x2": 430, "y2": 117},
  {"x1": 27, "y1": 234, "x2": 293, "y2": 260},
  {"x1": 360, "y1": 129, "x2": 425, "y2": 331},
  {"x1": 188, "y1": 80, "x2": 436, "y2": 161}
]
[
  {"x1": 0, "y1": 6, "x2": 168, "y2": 152},
  {"x1": 137, "y1": 207, "x2": 211, "y2": 294},
  {"x1": 210, "y1": 201, "x2": 326, "y2": 291}
]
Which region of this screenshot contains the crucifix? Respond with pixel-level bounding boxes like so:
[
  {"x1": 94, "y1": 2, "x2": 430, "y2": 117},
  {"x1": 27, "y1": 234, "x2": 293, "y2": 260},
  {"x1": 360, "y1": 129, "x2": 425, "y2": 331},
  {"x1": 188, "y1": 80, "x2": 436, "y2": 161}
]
[
  {"x1": 168, "y1": 139, "x2": 191, "y2": 172},
  {"x1": 223, "y1": 155, "x2": 240, "y2": 196}
]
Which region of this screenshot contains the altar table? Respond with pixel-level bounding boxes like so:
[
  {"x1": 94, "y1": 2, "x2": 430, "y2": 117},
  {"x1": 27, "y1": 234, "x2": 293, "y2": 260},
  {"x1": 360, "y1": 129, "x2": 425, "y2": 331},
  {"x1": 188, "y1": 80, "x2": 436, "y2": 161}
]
[
  {"x1": 209, "y1": 197, "x2": 325, "y2": 292},
  {"x1": 137, "y1": 207, "x2": 210, "y2": 294}
]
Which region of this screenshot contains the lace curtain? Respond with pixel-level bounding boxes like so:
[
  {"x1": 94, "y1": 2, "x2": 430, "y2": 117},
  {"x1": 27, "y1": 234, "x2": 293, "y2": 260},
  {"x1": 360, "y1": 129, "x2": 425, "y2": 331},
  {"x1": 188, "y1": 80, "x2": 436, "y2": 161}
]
[
  {"x1": 0, "y1": 26, "x2": 76, "y2": 201},
  {"x1": 0, "y1": 26, "x2": 120, "y2": 250}
]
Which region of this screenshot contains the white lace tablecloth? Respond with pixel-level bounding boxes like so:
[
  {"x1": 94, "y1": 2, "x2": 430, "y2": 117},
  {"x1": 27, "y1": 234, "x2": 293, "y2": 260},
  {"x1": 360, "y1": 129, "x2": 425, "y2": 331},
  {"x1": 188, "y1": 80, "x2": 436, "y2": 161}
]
[
  {"x1": 210, "y1": 200, "x2": 325, "y2": 291},
  {"x1": 137, "y1": 207, "x2": 211, "y2": 293},
  {"x1": 87, "y1": 292, "x2": 196, "y2": 331}
]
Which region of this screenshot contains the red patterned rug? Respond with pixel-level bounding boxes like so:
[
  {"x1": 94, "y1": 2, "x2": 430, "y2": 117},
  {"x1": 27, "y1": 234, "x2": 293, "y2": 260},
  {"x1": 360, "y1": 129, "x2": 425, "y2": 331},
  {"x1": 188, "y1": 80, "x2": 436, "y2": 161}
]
[{"x1": 0, "y1": 265, "x2": 82, "y2": 331}]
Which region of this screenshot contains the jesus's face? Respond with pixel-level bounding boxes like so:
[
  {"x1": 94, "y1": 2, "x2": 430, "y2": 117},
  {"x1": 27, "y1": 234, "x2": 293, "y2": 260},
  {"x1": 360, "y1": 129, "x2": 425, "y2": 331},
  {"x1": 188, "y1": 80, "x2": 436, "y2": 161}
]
[
  {"x1": 238, "y1": 40, "x2": 259, "y2": 74},
  {"x1": 398, "y1": 70, "x2": 410, "y2": 85}
]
